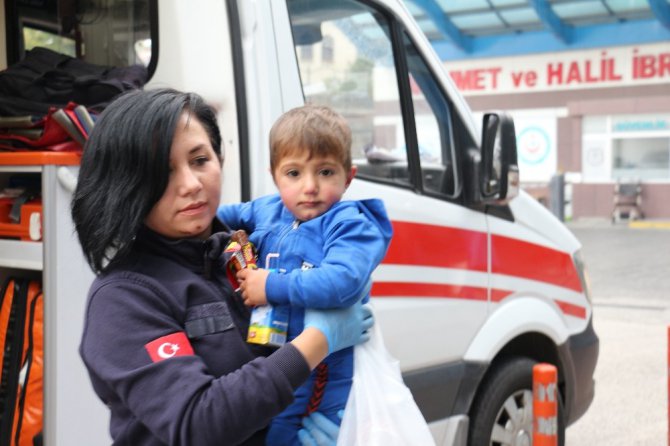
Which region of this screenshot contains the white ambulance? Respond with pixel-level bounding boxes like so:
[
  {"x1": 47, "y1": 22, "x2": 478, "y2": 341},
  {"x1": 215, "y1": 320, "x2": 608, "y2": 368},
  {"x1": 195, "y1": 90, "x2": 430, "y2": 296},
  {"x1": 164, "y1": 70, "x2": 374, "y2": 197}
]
[{"x1": 0, "y1": 0, "x2": 598, "y2": 445}]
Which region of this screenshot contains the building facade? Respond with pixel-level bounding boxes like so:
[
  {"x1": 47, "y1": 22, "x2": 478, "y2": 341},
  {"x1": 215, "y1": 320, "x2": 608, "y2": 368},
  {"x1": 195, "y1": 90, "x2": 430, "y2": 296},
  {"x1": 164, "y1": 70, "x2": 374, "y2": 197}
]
[{"x1": 406, "y1": 0, "x2": 670, "y2": 219}]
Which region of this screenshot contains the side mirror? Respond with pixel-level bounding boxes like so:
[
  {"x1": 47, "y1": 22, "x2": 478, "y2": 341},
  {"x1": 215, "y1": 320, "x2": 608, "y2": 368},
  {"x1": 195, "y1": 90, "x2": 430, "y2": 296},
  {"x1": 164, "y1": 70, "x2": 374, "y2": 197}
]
[{"x1": 480, "y1": 112, "x2": 519, "y2": 204}]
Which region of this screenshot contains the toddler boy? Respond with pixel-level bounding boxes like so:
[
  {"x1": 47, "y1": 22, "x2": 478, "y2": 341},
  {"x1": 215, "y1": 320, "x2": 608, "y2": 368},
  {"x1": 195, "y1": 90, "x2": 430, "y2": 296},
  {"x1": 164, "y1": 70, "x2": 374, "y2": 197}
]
[{"x1": 217, "y1": 104, "x2": 392, "y2": 445}]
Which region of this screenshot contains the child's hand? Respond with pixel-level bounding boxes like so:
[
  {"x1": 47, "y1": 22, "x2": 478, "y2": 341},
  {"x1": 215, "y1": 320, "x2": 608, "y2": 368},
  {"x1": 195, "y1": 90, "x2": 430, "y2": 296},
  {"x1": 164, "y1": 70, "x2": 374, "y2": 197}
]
[{"x1": 236, "y1": 268, "x2": 270, "y2": 306}]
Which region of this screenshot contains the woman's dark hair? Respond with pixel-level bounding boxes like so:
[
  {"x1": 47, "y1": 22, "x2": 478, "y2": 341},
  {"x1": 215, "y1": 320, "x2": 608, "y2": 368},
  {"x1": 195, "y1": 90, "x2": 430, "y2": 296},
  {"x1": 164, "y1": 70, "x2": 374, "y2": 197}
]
[{"x1": 71, "y1": 88, "x2": 222, "y2": 273}]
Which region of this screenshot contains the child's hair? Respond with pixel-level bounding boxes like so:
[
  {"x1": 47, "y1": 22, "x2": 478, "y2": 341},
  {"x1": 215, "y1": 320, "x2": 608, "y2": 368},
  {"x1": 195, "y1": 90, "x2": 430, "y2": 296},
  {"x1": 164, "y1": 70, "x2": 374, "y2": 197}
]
[{"x1": 269, "y1": 104, "x2": 352, "y2": 173}]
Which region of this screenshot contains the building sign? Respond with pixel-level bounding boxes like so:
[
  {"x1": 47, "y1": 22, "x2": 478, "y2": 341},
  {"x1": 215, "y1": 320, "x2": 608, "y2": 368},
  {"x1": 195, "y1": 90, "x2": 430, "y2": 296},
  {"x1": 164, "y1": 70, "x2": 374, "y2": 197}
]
[
  {"x1": 514, "y1": 116, "x2": 557, "y2": 182},
  {"x1": 611, "y1": 114, "x2": 670, "y2": 132},
  {"x1": 444, "y1": 42, "x2": 670, "y2": 96}
]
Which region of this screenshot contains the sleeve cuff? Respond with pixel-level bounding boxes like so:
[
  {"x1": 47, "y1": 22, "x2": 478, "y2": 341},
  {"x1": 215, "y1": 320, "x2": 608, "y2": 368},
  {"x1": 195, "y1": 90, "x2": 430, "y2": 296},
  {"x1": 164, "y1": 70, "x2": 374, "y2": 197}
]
[
  {"x1": 268, "y1": 344, "x2": 311, "y2": 390},
  {"x1": 265, "y1": 272, "x2": 290, "y2": 305}
]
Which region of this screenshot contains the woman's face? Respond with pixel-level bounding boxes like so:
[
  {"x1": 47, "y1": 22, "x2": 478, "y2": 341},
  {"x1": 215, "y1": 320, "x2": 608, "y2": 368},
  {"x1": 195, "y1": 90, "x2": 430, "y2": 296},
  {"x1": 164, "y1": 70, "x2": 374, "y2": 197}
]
[{"x1": 144, "y1": 113, "x2": 222, "y2": 240}]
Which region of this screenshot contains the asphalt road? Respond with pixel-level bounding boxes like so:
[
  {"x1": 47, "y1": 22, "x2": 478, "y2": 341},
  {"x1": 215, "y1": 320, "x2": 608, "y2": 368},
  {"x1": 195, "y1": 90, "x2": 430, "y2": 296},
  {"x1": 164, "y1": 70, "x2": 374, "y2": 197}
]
[{"x1": 564, "y1": 219, "x2": 670, "y2": 445}]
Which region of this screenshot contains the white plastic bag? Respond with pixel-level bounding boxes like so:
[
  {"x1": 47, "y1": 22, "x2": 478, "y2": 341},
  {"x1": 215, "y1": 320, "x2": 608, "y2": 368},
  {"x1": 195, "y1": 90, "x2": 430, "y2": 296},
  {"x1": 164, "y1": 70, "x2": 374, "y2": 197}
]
[{"x1": 337, "y1": 321, "x2": 436, "y2": 446}]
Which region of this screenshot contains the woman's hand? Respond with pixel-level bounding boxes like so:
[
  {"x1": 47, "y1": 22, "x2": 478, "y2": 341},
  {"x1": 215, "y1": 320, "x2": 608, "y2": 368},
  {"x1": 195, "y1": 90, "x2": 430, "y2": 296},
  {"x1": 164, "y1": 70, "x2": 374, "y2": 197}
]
[
  {"x1": 298, "y1": 411, "x2": 343, "y2": 446},
  {"x1": 304, "y1": 301, "x2": 374, "y2": 354},
  {"x1": 236, "y1": 268, "x2": 269, "y2": 306},
  {"x1": 293, "y1": 282, "x2": 374, "y2": 369}
]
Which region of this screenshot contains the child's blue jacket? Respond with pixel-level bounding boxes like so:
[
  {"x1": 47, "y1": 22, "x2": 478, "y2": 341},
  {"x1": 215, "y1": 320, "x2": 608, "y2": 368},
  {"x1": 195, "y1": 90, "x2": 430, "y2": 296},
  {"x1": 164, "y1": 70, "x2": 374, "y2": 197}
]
[{"x1": 217, "y1": 194, "x2": 393, "y2": 339}]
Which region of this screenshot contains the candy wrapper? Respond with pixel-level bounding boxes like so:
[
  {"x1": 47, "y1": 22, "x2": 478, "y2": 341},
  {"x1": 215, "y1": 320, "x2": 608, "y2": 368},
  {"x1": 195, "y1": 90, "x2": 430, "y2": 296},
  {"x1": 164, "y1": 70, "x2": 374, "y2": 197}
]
[
  {"x1": 224, "y1": 230, "x2": 258, "y2": 290},
  {"x1": 223, "y1": 230, "x2": 288, "y2": 347}
]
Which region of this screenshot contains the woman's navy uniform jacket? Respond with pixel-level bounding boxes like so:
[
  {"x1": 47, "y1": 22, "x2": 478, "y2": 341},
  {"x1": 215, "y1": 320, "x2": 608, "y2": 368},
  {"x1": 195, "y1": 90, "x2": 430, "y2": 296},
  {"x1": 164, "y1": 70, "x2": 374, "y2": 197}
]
[{"x1": 79, "y1": 226, "x2": 311, "y2": 445}]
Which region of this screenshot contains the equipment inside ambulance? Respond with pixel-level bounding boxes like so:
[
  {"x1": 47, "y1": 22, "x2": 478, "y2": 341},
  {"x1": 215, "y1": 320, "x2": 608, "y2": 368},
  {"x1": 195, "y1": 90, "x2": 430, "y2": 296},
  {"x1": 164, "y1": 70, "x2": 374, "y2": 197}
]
[{"x1": 0, "y1": 0, "x2": 598, "y2": 445}]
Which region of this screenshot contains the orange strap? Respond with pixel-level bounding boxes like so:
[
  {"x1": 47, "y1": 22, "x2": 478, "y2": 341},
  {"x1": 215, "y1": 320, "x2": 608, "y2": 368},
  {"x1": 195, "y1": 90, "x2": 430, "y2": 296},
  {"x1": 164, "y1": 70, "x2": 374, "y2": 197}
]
[{"x1": 12, "y1": 286, "x2": 43, "y2": 446}]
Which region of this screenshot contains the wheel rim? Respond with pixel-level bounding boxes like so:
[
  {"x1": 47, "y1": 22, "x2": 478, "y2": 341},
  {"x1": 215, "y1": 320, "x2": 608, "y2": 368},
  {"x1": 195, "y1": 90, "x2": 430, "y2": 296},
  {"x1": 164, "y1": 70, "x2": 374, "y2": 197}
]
[{"x1": 490, "y1": 389, "x2": 533, "y2": 446}]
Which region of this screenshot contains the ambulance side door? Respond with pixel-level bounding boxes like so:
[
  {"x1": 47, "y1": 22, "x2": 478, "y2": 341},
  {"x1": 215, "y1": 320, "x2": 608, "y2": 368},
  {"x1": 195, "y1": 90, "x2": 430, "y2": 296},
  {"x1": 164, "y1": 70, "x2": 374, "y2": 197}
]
[{"x1": 276, "y1": 0, "x2": 493, "y2": 423}]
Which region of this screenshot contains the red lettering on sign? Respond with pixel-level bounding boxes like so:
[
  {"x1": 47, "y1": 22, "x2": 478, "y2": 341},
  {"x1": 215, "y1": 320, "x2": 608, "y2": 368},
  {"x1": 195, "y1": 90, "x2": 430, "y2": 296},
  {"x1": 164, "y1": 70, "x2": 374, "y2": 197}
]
[
  {"x1": 511, "y1": 71, "x2": 524, "y2": 87},
  {"x1": 584, "y1": 61, "x2": 599, "y2": 83},
  {"x1": 526, "y1": 71, "x2": 538, "y2": 86},
  {"x1": 448, "y1": 47, "x2": 663, "y2": 94},
  {"x1": 633, "y1": 49, "x2": 670, "y2": 79},
  {"x1": 547, "y1": 53, "x2": 623, "y2": 85},
  {"x1": 511, "y1": 70, "x2": 538, "y2": 88},
  {"x1": 605, "y1": 58, "x2": 622, "y2": 81},
  {"x1": 566, "y1": 62, "x2": 582, "y2": 84},
  {"x1": 449, "y1": 67, "x2": 501, "y2": 91},
  {"x1": 661, "y1": 53, "x2": 670, "y2": 77},
  {"x1": 639, "y1": 55, "x2": 656, "y2": 78},
  {"x1": 489, "y1": 67, "x2": 501, "y2": 88},
  {"x1": 547, "y1": 63, "x2": 563, "y2": 85}
]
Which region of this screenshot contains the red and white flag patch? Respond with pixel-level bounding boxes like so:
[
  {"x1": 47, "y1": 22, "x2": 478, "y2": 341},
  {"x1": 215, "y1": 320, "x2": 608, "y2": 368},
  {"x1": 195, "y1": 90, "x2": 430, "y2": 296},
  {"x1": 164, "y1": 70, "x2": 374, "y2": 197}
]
[{"x1": 145, "y1": 332, "x2": 194, "y2": 363}]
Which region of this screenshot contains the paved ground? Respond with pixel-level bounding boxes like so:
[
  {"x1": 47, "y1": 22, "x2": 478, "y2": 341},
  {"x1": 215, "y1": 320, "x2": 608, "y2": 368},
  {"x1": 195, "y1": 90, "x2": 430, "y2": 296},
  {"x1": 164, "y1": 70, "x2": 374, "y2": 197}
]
[
  {"x1": 567, "y1": 218, "x2": 670, "y2": 305},
  {"x1": 564, "y1": 219, "x2": 670, "y2": 445}
]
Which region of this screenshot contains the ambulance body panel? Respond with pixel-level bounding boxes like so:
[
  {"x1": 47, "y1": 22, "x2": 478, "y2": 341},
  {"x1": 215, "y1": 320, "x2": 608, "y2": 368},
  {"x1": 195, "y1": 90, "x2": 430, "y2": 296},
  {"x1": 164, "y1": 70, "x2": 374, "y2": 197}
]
[
  {"x1": 0, "y1": 0, "x2": 598, "y2": 444},
  {"x1": 151, "y1": 0, "x2": 601, "y2": 443}
]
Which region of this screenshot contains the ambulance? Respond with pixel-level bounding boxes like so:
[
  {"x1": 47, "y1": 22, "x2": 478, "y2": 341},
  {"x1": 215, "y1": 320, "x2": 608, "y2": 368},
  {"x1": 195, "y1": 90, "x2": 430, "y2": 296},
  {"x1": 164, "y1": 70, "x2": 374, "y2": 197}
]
[{"x1": 0, "y1": 0, "x2": 598, "y2": 445}]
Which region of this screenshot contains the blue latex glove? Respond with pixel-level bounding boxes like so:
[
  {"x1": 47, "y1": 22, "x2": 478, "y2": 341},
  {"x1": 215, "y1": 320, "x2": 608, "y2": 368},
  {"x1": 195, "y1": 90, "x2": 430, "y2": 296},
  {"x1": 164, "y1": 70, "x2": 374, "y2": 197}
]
[
  {"x1": 298, "y1": 411, "x2": 343, "y2": 446},
  {"x1": 304, "y1": 300, "x2": 373, "y2": 354}
]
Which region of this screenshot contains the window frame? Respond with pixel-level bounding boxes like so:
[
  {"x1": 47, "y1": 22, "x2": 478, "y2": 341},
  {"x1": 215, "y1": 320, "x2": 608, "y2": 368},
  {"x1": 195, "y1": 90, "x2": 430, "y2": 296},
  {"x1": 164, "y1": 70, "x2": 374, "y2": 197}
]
[
  {"x1": 356, "y1": 3, "x2": 463, "y2": 202},
  {"x1": 4, "y1": 0, "x2": 159, "y2": 78},
  {"x1": 286, "y1": 0, "x2": 463, "y2": 202},
  {"x1": 400, "y1": 30, "x2": 462, "y2": 200}
]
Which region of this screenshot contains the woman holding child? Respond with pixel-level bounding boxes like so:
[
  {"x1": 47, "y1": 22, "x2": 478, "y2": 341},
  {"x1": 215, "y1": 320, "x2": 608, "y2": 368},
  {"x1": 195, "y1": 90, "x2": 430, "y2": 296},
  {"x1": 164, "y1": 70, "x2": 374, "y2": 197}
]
[{"x1": 71, "y1": 88, "x2": 372, "y2": 445}]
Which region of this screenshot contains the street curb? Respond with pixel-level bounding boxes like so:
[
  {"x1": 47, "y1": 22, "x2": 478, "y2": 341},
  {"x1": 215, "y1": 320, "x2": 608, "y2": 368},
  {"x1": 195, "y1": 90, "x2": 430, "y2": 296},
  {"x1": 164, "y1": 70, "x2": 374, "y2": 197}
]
[{"x1": 628, "y1": 221, "x2": 670, "y2": 230}]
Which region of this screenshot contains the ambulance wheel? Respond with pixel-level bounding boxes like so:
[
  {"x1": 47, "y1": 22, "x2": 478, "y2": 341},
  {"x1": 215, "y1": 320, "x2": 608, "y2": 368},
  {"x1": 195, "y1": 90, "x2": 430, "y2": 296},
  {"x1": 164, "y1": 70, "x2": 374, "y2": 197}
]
[{"x1": 468, "y1": 357, "x2": 565, "y2": 446}]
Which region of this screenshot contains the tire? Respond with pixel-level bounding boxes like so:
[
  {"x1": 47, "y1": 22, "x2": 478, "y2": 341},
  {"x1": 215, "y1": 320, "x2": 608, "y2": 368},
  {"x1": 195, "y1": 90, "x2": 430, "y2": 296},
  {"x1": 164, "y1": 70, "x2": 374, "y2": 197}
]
[{"x1": 468, "y1": 357, "x2": 565, "y2": 446}]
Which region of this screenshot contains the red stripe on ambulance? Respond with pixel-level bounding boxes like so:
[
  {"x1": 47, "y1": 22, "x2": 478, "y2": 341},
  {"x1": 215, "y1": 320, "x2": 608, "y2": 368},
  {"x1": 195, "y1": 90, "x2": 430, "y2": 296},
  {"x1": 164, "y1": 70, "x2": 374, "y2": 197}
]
[
  {"x1": 554, "y1": 299, "x2": 587, "y2": 319},
  {"x1": 383, "y1": 221, "x2": 488, "y2": 271},
  {"x1": 383, "y1": 221, "x2": 582, "y2": 293},
  {"x1": 371, "y1": 282, "x2": 586, "y2": 319},
  {"x1": 491, "y1": 288, "x2": 514, "y2": 302},
  {"x1": 491, "y1": 234, "x2": 582, "y2": 293},
  {"x1": 371, "y1": 282, "x2": 514, "y2": 303},
  {"x1": 372, "y1": 282, "x2": 489, "y2": 300}
]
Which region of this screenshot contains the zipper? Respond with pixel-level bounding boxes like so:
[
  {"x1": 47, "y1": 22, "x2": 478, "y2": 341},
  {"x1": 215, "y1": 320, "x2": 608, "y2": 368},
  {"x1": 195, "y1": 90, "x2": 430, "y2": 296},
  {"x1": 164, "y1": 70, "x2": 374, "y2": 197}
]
[{"x1": 270, "y1": 219, "x2": 300, "y2": 272}]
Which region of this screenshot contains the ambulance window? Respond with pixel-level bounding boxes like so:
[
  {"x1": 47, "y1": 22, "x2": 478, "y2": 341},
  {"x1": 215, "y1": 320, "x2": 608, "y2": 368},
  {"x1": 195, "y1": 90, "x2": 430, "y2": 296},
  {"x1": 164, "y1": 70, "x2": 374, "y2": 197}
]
[
  {"x1": 403, "y1": 32, "x2": 459, "y2": 198},
  {"x1": 287, "y1": 0, "x2": 411, "y2": 187},
  {"x1": 7, "y1": 0, "x2": 154, "y2": 70}
]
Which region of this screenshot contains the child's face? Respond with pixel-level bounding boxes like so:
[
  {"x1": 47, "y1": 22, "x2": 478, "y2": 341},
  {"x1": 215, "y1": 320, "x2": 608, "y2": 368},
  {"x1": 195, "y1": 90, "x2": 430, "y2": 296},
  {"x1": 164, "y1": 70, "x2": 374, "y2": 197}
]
[
  {"x1": 145, "y1": 113, "x2": 222, "y2": 240},
  {"x1": 273, "y1": 152, "x2": 356, "y2": 222}
]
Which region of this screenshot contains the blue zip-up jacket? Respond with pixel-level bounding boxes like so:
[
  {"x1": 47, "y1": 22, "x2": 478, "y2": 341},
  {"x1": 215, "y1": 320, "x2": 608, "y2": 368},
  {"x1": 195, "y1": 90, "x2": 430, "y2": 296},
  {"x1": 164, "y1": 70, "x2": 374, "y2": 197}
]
[
  {"x1": 218, "y1": 194, "x2": 392, "y2": 444},
  {"x1": 217, "y1": 194, "x2": 393, "y2": 338}
]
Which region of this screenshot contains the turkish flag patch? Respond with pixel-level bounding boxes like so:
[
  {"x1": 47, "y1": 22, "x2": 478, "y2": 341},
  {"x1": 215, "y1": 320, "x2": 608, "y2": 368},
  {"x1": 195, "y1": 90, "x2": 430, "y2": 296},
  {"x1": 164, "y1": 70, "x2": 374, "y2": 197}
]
[{"x1": 145, "y1": 332, "x2": 195, "y2": 363}]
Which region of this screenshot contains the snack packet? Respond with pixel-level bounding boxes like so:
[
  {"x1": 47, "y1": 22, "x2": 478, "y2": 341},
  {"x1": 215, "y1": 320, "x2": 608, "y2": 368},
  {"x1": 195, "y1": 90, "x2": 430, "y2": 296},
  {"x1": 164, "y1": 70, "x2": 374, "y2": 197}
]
[
  {"x1": 224, "y1": 230, "x2": 258, "y2": 290},
  {"x1": 223, "y1": 230, "x2": 288, "y2": 346}
]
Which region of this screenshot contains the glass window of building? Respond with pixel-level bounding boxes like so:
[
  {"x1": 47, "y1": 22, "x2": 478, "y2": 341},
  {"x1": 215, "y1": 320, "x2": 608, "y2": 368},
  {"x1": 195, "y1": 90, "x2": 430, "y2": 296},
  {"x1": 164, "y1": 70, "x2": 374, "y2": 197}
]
[{"x1": 612, "y1": 137, "x2": 670, "y2": 180}]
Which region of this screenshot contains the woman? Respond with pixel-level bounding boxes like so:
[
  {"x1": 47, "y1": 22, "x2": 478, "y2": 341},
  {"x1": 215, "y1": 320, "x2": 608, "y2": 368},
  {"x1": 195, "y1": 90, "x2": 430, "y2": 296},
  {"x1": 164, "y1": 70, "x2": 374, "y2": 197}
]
[{"x1": 71, "y1": 88, "x2": 372, "y2": 445}]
